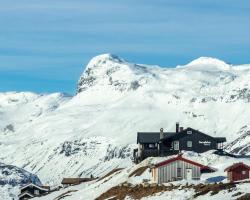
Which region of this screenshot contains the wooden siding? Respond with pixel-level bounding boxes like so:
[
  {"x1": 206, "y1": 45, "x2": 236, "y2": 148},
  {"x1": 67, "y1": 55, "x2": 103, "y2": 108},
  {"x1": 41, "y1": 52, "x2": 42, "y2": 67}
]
[
  {"x1": 231, "y1": 167, "x2": 250, "y2": 182},
  {"x1": 152, "y1": 168, "x2": 158, "y2": 182},
  {"x1": 157, "y1": 160, "x2": 201, "y2": 184},
  {"x1": 225, "y1": 163, "x2": 250, "y2": 182},
  {"x1": 136, "y1": 127, "x2": 226, "y2": 162}
]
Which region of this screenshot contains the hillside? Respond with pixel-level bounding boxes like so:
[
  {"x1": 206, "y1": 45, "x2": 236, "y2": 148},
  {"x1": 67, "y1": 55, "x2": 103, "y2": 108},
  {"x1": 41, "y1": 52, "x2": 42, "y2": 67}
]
[
  {"x1": 33, "y1": 151, "x2": 250, "y2": 200},
  {"x1": 0, "y1": 54, "x2": 250, "y2": 198}
]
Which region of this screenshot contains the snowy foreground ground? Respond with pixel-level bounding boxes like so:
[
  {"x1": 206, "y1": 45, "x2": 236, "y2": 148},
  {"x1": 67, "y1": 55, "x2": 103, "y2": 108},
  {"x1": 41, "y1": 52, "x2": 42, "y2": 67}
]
[{"x1": 33, "y1": 151, "x2": 250, "y2": 200}]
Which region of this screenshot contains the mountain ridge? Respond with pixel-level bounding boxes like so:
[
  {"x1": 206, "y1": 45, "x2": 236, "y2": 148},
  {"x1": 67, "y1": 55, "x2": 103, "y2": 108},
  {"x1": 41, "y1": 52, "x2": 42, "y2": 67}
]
[{"x1": 0, "y1": 54, "x2": 249, "y2": 198}]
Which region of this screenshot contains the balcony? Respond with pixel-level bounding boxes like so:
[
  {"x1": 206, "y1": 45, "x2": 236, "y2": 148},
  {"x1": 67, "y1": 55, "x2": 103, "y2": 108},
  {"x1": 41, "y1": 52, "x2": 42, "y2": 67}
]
[{"x1": 141, "y1": 149, "x2": 159, "y2": 159}]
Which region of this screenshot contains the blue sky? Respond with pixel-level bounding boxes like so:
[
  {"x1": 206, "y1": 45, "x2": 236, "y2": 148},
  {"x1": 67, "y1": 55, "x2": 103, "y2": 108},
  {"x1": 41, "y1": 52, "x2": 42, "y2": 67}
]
[{"x1": 0, "y1": 0, "x2": 250, "y2": 94}]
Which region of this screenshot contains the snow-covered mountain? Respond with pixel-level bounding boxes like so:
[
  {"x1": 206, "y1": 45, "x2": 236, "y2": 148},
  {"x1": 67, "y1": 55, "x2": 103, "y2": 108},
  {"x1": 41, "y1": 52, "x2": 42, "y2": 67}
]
[{"x1": 0, "y1": 54, "x2": 250, "y2": 197}]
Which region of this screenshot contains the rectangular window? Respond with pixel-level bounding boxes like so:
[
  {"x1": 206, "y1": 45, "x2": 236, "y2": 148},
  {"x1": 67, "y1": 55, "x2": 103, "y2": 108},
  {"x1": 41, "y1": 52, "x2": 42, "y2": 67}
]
[
  {"x1": 174, "y1": 141, "x2": 179, "y2": 150},
  {"x1": 187, "y1": 131, "x2": 192, "y2": 134},
  {"x1": 34, "y1": 190, "x2": 39, "y2": 195},
  {"x1": 242, "y1": 171, "x2": 246, "y2": 175},
  {"x1": 148, "y1": 144, "x2": 156, "y2": 148},
  {"x1": 177, "y1": 168, "x2": 182, "y2": 177},
  {"x1": 187, "y1": 141, "x2": 192, "y2": 148}
]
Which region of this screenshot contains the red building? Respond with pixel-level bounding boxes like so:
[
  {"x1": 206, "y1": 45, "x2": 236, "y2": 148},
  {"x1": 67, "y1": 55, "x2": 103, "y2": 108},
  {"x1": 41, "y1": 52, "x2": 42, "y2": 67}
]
[{"x1": 224, "y1": 162, "x2": 250, "y2": 182}]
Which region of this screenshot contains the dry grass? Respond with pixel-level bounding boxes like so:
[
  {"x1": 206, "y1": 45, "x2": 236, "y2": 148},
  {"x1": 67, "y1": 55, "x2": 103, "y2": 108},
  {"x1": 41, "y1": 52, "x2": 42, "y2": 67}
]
[
  {"x1": 98, "y1": 168, "x2": 124, "y2": 182},
  {"x1": 54, "y1": 190, "x2": 78, "y2": 200},
  {"x1": 128, "y1": 166, "x2": 148, "y2": 178},
  {"x1": 95, "y1": 184, "x2": 178, "y2": 200},
  {"x1": 237, "y1": 193, "x2": 250, "y2": 200},
  {"x1": 95, "y1": 180, "x2": 250, "y2": 200},
  {"x1": 193, "y1": 182, "x2": 236, "y2": 197}
]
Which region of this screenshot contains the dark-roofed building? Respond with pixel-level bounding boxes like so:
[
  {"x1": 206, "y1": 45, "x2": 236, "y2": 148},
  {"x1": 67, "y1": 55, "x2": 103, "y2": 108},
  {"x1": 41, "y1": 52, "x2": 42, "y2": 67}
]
[
  {"x1": 224, "y1": 162, "x2": 250, "y2": 182},
  {"x1": 61, "y1": 178, "x2": 95, "y2": 187},
  {"x1": 18, "y1": 183, "x2": 50, "y2": 200},
  {"x1": 134, "y1": 123, "x2": 226, "y2": 163}
]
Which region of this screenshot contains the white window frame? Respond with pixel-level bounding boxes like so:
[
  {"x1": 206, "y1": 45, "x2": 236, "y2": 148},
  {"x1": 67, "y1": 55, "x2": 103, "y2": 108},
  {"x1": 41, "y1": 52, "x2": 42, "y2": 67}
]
[
  {"x1": 173, "y1": 141, "x2": 179, "y2": 150},
  {"x1": 34, "y1": 189, "x2": 39, "y2": 195},
  {"x1": 187, "y1": 131, "x2": 192, "y2": 134},
  {"x1": 148, "y1": 143, "x2": 156, "y2": 148},
  {"x1": 242, "y1": 171, "x2": 246, "y2": 175},
  {"x1": 187, "y1": 141, "x2": 192, "y2": 148}
]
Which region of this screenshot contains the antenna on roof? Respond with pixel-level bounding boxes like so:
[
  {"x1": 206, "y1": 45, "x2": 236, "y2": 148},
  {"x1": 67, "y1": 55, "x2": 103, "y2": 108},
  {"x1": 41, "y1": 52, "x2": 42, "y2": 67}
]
[
  {"x1": 160, "y1": 128, "x2": 164, "y2": 139},
  {"x1": 176, "y1": 122, "x2": 179, "y2": 133}
]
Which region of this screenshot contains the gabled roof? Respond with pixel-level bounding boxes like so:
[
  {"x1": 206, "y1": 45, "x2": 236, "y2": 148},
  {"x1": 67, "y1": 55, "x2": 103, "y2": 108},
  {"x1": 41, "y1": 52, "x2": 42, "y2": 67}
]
[
  {"x1": 137, "y1": 132, "x2": 176, "y2": 143},
  {"x1": 185, "y1": 128, "x2": 226, "y2": 142},
  {"x1": 214, "y1": 137, "x2": 227, "y2": 142},
  {"x1": 138, "y1": 127, "x2": 226, "y2": 144},
  {"x1": 18, "y1": 191, "x2": 34, "y2": 198},
  {"x1": 61, "y1": 178, "x2": 93, "y2": 184},
  {"x1": 224, "y1": 162, "x2": 250, "y2": 172},
  {"x1": 153, "y1": 154, "x2": 216, "y2": 171},
  {"x1": 20, "y1": 183, "x2": 50, "y2": 191}
]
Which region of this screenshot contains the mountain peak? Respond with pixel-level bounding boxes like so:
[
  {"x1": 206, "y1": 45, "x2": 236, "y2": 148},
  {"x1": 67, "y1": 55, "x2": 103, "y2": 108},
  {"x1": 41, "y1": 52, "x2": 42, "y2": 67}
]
[
  {"x1": 185, "y1": 57, "x2": 231, "y2": 71},
  {"x1": 87, "y1": 54, "x2": 125, "y2": 67},
  {"x1": 77, "y1": 54, "x2": 139, "y2": 93}
]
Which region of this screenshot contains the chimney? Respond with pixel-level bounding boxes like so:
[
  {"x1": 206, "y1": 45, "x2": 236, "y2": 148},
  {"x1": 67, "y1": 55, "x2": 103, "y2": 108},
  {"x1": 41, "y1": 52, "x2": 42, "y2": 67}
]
[
  {"x1": 160, "y1": 128, "x2": 164, "y2": 139},
  {"x1": 180, "y1": 127, "x2": 184, "y2": 132},
  {"x1": 176, "y1": 122, "x2": 179, "y2": 133}
]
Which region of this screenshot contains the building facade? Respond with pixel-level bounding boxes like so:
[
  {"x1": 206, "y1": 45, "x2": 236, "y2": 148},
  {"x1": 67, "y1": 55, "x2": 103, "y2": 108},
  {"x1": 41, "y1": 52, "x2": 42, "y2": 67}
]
[
  {"x1": 224, "y1": 162, "x2": 250, "y2": 182},
  {"x1": 134, "y1": 123, "x2": 226, "y2": 163},
  {"x1": 61, "y1": 178, "x2": 95, "y2": 187},
  {"x1": 151, "y1": 154, "x2": 215, "y2": 184},
  {"x1": 18, "y1": 183, "x2": 50, "y2": 200}
]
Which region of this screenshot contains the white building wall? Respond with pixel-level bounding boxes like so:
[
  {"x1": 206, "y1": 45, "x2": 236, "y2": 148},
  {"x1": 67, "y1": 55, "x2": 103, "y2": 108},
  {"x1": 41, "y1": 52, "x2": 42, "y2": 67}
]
[{"x1": 157, "y1": 160, "x2": 201, "y2": 184}]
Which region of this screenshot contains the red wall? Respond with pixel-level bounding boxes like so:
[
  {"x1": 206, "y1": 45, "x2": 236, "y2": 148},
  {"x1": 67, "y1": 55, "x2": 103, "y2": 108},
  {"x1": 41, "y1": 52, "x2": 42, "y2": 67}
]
[{"x1": 230, "y1": 166, "x2": 249, "y2": 182}]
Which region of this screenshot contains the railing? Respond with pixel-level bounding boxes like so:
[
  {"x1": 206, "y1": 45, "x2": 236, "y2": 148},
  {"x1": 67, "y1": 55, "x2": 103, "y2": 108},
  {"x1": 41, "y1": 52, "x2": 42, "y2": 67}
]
[
  {"x1": 141, "y1": 149, "x2": 159, "y2": 159},
  {"x1": 133, "y1": 149, "x2": 180, "y2": 163}
]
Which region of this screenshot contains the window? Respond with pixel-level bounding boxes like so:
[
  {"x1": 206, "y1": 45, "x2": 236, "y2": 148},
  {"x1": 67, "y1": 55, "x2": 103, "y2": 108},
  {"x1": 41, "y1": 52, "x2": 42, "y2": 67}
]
[
  {"x1": 187, "y1": 131, "x2": 192, "y2": 134},
  {"x1": 187, "y1": 141, "x2": 192, "y2": 148},
  {"x1": 173, "y1": 141, "x2": 179, "y2": 150},
  {"x1": 177, "y1": 168, "x2": 182, "y2": 177},
  {"x1": 34, "y1": 190, "x2": 39, "y2": 195},
  {"x1": 242, "y1": 171, "x2": 246, "y2": 175},
  {"x1": 148, "y1": 144, "x2": 156, "y2": 148}
]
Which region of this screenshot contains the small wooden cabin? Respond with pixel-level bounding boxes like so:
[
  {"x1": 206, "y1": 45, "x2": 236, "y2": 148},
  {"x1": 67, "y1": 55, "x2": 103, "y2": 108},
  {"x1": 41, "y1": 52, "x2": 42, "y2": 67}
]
[
  {"x1": 61, "y1": 178, "x2": 94, "y2": 187},
  {"x1": 18, "y1": 183, "x2": 50, "y2": 200},
  {"x1": 224, "y1": 162, "x2": 250, "y2": 182},
  {"x1": 151, "y1": 154, "x2": 215, "y2": 184}
]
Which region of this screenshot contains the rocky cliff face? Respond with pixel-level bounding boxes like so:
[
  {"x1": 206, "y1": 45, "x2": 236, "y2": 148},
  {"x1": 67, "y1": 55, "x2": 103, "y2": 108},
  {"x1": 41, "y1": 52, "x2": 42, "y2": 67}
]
[
  {"x1": 0, "y1": 54, "x2": 249, "y2": 197},
  {"x1": 77, "y1": 54, "x2": 156, "y2": 93}
]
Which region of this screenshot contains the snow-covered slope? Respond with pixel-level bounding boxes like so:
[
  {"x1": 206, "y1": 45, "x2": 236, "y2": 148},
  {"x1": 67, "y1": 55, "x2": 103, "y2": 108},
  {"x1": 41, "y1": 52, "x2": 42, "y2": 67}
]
[
  {"x1": 0, "y1": 54, "x2": 250, "y2": 198},
  {"x1": 33, "y1": 151, "x2": 250, "y2": 200}
]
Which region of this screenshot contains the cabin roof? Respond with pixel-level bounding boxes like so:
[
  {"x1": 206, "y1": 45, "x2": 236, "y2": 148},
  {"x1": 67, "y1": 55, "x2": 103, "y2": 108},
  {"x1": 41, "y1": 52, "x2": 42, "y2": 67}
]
[
  {"x1": 224, "y1": 162, "x2": 250, "y2": 172},
  {"x1": 214, "y1": 137, "x2": 227, "y2": 142},
  {"x1": 18, "y1": 191, "x2": 34, "y2": 198},
  {"x1": 153, "y1": 154, "x2": 216, "y2": 171},
  {"x1": 137, "y1": 127, "x2": 226, "y2": 143},
  {"x1": 137, "y1": 132, "x2": 176, "y2": 143},
  {"x1": 20, "y1": 183, "x2": 50, "y2": 191},
  {"x1": 61, "y1": 178, "x2": 93, "y2": 184}
]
